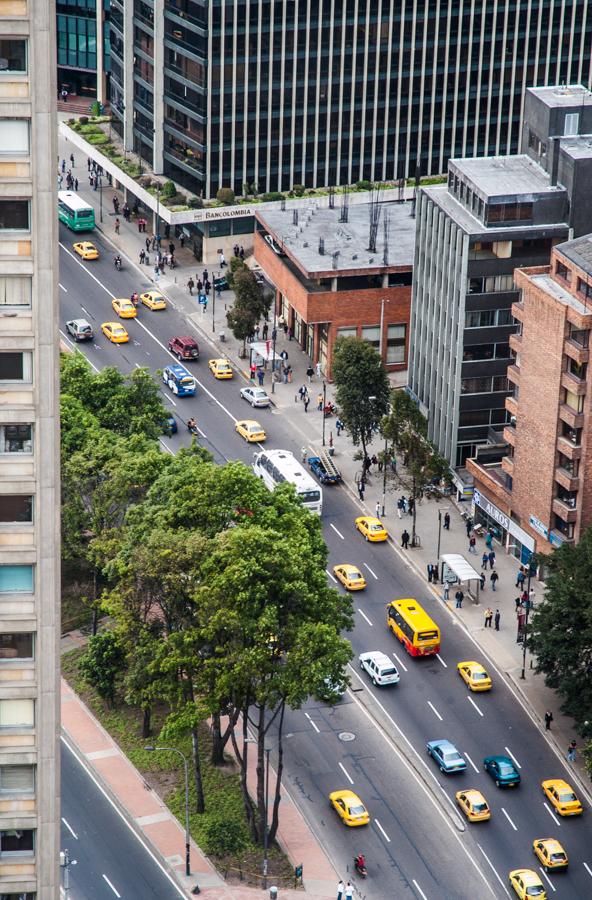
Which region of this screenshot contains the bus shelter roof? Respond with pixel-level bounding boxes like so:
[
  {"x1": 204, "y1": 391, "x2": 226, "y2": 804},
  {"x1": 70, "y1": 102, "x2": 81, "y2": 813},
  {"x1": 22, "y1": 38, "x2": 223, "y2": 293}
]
[{"x1": 441, "y1": 554, "x2": 482, "y2": 583}]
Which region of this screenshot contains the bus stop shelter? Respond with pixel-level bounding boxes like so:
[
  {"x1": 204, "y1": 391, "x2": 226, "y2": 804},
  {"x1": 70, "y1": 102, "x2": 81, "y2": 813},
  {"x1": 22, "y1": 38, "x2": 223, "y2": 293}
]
[{"x1": 440, "y1": 553, "x2": 482, "y2": 603}]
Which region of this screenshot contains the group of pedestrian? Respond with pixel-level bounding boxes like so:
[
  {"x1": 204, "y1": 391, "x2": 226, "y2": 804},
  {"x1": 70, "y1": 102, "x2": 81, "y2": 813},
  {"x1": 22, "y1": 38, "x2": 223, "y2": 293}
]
[
  {"x1": 336, "y1": 879, "x2": 354, "y2": 900},
  {"x1": 483, "y1": 606, "x2": 501, "y2": 630},
  {"x1": 481, "y1": 549, "x2": 496, "y2": 570},
  {"x1": 397, "y1": 495, "x2": 414, "y2": 518},
  {"x1": 232, "y1": 243, "x2": 245, "y2": 259},
  {"x1": 426, "y1": 562, "x2": 440, "y2": 584}
]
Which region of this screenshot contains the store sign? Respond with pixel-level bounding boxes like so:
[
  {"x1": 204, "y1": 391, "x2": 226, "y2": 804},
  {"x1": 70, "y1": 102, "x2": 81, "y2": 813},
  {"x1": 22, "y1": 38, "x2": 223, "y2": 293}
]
[
  {"x1": 529, "y1": 515, "x2": 549, "y2": 539},
  {"x1": 192, "y1": 206, "x2": 255, "y2": 222},
  {"x1": 473, "y1": 490, "x2": 510, "y2": 530}
]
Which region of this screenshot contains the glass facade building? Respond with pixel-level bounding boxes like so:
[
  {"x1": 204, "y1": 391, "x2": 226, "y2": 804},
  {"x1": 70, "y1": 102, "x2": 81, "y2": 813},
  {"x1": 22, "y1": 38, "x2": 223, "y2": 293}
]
[
  {"x1": 109, "y1": 0, "x2": 592, "y2": 199},
  {"x1": 57, "y1": 0, "x2": 110, "y2": 99}
]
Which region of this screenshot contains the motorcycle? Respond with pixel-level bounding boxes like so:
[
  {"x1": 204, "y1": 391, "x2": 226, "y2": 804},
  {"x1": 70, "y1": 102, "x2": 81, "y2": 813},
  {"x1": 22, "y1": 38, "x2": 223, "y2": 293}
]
[
  {"x1": 187, "y1": 419, "x2": 199, "y2": 436},
  {"x1": 353, "y1": 855, "x2": 367, "y2": 878}
]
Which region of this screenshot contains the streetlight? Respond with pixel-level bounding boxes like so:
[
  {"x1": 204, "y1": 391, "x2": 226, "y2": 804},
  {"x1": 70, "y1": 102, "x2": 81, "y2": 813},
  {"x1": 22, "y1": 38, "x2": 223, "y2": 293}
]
[
  {"x1": 270, "y1": 293, "x2": 278, "y2": 395},
  {"x1": 145, "y1": 746, "x2": 191, "y2": 875},
  {"x1": 60, "y1": 848, "x2": 77, "y2": 897},
  {"x1": 155, "y1": 184, "x2": 161, "y2": 242},
  {"x1": 245, "y1": 737, "x2": 272, "y2": 889},
  {"x1": 96, "y1": 172, "x2": 103, "y2": 223},
  {"x1": 520, "y1": 555, "x2": 537, "y2": 679},
  {"x1": 212, "y1": 270, "x2": 217, "y2": 333},
  {"x1": 321, "y1": 380, "x2": 327, "y2": 446},
  {"x1": 437, "y1": 507, "x2": 450, "y2": 560}
]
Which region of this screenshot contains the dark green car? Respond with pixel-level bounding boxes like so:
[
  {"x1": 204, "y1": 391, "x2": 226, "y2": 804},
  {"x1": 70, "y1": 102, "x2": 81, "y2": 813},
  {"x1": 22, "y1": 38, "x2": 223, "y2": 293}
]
[{"x1": 483, "y1": 754, "x2": 521, "y2": 787}]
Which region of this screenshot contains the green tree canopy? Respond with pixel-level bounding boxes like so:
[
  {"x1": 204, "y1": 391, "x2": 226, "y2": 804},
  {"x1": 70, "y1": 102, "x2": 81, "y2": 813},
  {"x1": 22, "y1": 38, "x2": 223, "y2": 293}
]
[{"x1": 331, "y1": 337, "x2": 390, "y2": 456}]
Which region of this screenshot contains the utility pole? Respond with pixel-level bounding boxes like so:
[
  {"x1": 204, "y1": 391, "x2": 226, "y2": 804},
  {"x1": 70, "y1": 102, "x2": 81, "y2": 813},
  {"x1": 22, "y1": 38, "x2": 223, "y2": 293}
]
[
  {"x1": 60, "y1": 848, "x2": 77, "y2": 897},
  {"x1": 321, "y1": 381, "x2": 327, "y2": 446}
]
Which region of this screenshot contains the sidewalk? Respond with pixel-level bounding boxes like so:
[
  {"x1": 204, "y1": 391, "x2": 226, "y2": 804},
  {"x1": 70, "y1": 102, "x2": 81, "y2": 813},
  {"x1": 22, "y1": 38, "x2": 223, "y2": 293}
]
[{"x1": 58, "y1": 125, "x2": 592, "y2": 800}]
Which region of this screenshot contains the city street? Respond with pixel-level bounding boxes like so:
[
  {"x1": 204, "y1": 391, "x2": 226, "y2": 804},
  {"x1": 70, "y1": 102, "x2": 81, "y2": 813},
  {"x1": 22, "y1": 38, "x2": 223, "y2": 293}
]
[{"x1": 59, "y1": 224, "x2": 592, "y2": 899}]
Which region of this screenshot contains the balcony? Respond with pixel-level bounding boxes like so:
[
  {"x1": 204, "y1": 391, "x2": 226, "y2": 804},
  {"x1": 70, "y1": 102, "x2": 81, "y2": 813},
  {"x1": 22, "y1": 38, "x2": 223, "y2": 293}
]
[
  {"x1": 549, "y1": 528, "x2": 574, "y2": 547},
  {"x1": 511, "y1": 300, "x2": 525, "y2": 322},
  {"x1": 503, "y1": 425, "x2": 516, "y2": 446},
  {"x1": 501, "y1": 455, "x2": 514, "y2": 477},
  {"x1": 509, "y1": 332, "x2": 522, "y2": 353},
  {"x1": 556, "y1": 435, "x2": 582, "y2": 459},
  {"x1": 552, "y1": 497, "x2": 578, "y2": 523},
  {"x1": 561, "y1": 370, "x2": 587, "y2": 395},
  {"x1": 506, "y1": 364, "x2": 520, "y2": 386},
  {"x1": 563, "y1": 338, "x2": 589, "y2": 365},
  {"x1": 554, "y1": 466, "x2": 579, "y2": 492},
  {"x1": 505, "y1": 395, "x2": 518, "y2": 417},
  {"x1": 559, "y1": 403, "x2": 584, "y2": 429}
]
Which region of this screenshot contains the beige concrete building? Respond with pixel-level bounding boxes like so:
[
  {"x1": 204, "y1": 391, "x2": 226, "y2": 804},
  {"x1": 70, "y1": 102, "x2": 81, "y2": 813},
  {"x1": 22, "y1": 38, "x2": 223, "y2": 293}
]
[{"x1": 0, "y1": 1, "x2": 60, "y2": 897}]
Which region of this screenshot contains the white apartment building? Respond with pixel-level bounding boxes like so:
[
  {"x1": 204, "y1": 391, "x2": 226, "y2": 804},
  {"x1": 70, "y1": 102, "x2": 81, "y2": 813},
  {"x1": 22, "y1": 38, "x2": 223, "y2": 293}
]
[{"x1": 0, "y1": 1, "x2": 60, "y2": 897}]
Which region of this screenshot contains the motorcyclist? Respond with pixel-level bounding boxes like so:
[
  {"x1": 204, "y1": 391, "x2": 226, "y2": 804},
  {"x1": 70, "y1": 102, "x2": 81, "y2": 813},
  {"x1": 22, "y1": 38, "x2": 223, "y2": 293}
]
[
  {"x1": 354, "y1": 853, "x2": 366, "y2": 874},
  {"x1": 114, "y1": 254, "x2": 122, "y2": 270},
  {"x1": 187, "y1": 417, "x2": 197, "y2": 434},
  {"x1": 130, "y1": 291, "x2": 139, "y2": 306}
]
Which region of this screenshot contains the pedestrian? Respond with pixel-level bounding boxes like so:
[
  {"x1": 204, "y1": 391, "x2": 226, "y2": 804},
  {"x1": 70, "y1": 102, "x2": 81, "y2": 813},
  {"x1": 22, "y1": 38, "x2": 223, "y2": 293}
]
[
  {"x1": 288, "y1": 326, "x2": 293, "y2": 340},
  {"x1": 306, "y1": 365, "x2": 314, "y2": 383},
  {"x1": 187, "y1": 277, "x2": 195, "y2": 295},
  {"x1": 488, "y1": 550, "x2": 496, "y2": 569},
  {"x1": 114, "y1": 217, "x2": 120, "y2": 234},
  {"x1": 345, "y1": 883, "x2": 353, "y2": 900},
  {"x1": 61, "y1": 159, "x2": 66, "y2": 173},
  {"x1": 468, "y1": 534, "x2": 477, "y2": 554},
  {"x1": 529, "y1": 587, "x2": 536, "y2": 607},
  {"x1": 357, "y1": 479, "x2": 365, "y2": 501},
  {"x1": 283, "y1": 321, "x2": 289, "y2": 336},
  {"x1": 87, "y1": 156, "x2": 92, "y2": 171},
  {"x1": 443, "y1": 581, "x2": 450, "y2": 601},
  {"x1": 57, "y1": 174, "x2": 63, "y2": 189},
  {"x1": 180, "y1": 233, "x2": 185, "y2": 248},
  {"x1": 337, "y1": 880, "x2": 344, "y2": 900},
  {"x1": 303, "y1": 394, "x2": 310, "y2": 412},
  {"x1": 240, "y1": 245, "x2": 245, "y2": 259},
  {"x1": 315, "y1": 361, "x2": 322, "y2": 378},
  {"x1": 490, "y1": 569, "x2": 499, "y2": 591},
  {"x1": 455, "y1": 589, "x2": 464, "y2": 608},
  {"x1": 431, "y1": 562, "x2": 439, "y2": 584},
  {"x1": 335, "y1": 418, "x2": 343, "y2": 436},
  {"x1": 544, "y1": 710, "x2": 553, "y2": 731},
  {"x1": 61, "y1": 88, "x2": 68, "y2": 102},
  {"x1": 444, "y1": 511, "x2": 450, "y2": 530},
  {"x1": 516, "y1": 568, "x2": 525, "y2": 588},
  {"x1": 262, "y1": 323, "x2": 269, "y2": 340},
  {"x1": 401, "y1": 529, "x2": 410, "y2": 549},
  {"x1": 397, "y1": 497, "x2": 404, "y2": 519},
  {"x1": 481, "y1": 551, "x2": 489, "y2": 570},
  {"x1": 480, "y1": 571, "x2": 486, "y2": 590},
  {"x1": 139, "y1": 249, "x2": 145, "y2": 264},
  {"x1": 484, "y1": 607, "x2": 493, "y2": 627},
  {"x1": 317, "y1": 393, "x2": 323, "y2": 411},
  {"x1": 74, "y1": 177, "x2": 78, "y2": 191},
  {"x1": 494, "y1": 608, "x2": 500, "y2": 630},
  {"x1": 465, "y1": 516, "x2": 474, "y2": 538},
  {"x1": 485, "y1": 530, "x2": 493, "y2": 550},
  {"x1": 363, "y1": 455, "x2": 372, "y2": 474},
  {"x1": 257, "y1": 369, "x2": 264, "y2": 386},
  {"x1": 271, "y1": 327, "x2": 278, "y2": 342},
  {"x1": 88, "y1": 174, "x2": 94, "y2": 189},
  {"x1": 202, "y1": 268, "x2": 209, "y2": 283},
  {"x1": 515, "y1": 596, "x2": 522, "y2": 612},
  {"x1": 375, "y1": 500, "x2": 381, "y2": 518},
  {"x1": 427, "y1": 563, "x2": 433, "y2": 583},
  {"x1": 521, "y1": 590, "x2": 529, "y2": 606},
  {"x1": 408, "y1": 497, "x2": 415, "y2": 516},
  {"x1": 567, "y1": 740, "x2": 577, "y2": 762},
  {"x1": 301, "y1": 447, "x2": 307, "y2": 464},
  {"x1": 253, "y1": 324, "x2": 260, "y2": 341},
  {"x1": 219, "y1": 251, "x2": 226, "y2": 267}
]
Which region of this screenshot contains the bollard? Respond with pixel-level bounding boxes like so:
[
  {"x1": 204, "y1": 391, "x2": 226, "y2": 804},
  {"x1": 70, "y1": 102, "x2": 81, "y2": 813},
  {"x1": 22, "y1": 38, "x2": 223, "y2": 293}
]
[{"x1": 269, "y1": 888, "x2": 278, "y2": 900}]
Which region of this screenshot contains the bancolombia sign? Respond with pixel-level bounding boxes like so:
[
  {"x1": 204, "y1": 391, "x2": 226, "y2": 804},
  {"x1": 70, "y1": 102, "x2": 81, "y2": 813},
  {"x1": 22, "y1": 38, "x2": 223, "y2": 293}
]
[{"x1": 199, "y1": 206, "x2": 255, "y2": 222}]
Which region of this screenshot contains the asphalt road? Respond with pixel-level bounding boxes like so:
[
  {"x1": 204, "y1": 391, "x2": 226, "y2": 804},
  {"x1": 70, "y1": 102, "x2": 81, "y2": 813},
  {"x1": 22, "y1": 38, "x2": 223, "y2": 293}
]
[
  {"x1": 61, "y1": 737, "x2": 186, "y2": 900},
  {"x1": 59, "y1": 225, "x2": 592, "y2": 900}
]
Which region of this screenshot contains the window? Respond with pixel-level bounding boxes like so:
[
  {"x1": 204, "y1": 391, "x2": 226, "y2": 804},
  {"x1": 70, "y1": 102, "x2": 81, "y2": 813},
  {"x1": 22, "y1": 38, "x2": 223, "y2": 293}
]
[
  {"x1": 554, "y1": 515, "x2": 575, "y2": 539},
  {"x1": 564, "y1": 113, "x2": 579, "y2": 136},
  {"x1": 0, "y1": 497, "x2": 33, "y2": 523},
  {"x1": 336, "y1": 327, "x2": 357, "y2": 340},
  {"x1": 576, "y1": 278, "x2": 592, "y2": 302},
  {"x1": 465, "y1": 309, "x2": 513, "y2": 328},
  {"x1": 0, "y1": 634, "x2": 33, "y2": 660},
  {"x1": 361, "y1": 325, "x2": 380, "y2": 350},
  {"x1": 0, "y1": 699, "x2": 34, "y2": 728},
  {"x1": 386, "y1": 324, "x2": 406, "y2": 364},
  {"x1": 0, "y1": 424, "x2": 32, "y2": 453},
  {"x1": 0, "y1": 120, "x2": 29, "y2": 156},
  {"x1": 555, "y1": 261, "x2": 570, "y2": 282},
  {"x1": 0, "y1": 39, "x2": 27, "y2": 73},
  {"x1": 568, "y1": 358, "x2": 587, "y2": 380},
  {"x1": 0, "y1": 352, "x2": 32, "y2": 382},
  {"x1": 0, "y1": 566, "x2": 33, "y2": 593},
  {"x1": 0, "y1": 200, "x2": 29, "y2": 231},
  {"x1": 467, "y1": 274, "x2": 515, "y2": 294},
  {"x1": 485, "y1": 202, "x2": 533, "y2": 224},
  {"x1": 0, "y1": 276, "x2": 31, "y2": 307},
  {"x1": 0, "y1": 829, "x2": 34, "y2": 857},
  {"x1": 565, "y1": 390, "x2": 584, "y2": 413},
  {"x1": 461, "y1": 376, "x2": 510, "y2": 395},
  {"x1": 0, "y1": 891, "x2": 36, "y2": 899},
  {"x1": 0, "y1": 765, "x2": 34, "y2": 794},
  {"x1": 458, "y1": 410, "x2": 490, "y2": 427},
  {"x1": 557, "y1": 453, "x2": 579, "y2": 476},
  {"x1": 556, "y1": 486, "x2": 577, "y2": 508},
  {"x1": 568, "y1": 325, "x2": 589, "y2": 348},
  {"x1": 561, "y1": 422, "x2": 581, "y2": 446}
]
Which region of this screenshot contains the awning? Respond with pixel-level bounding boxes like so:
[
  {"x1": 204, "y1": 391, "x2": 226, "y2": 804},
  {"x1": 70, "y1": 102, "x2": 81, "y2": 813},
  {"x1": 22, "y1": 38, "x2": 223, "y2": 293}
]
[
  {"x1": 250, "y1": 341, "x2": 275, "y2": 362},
  {"x1": 441, "y1": 554, "x2": 482, "y2": 583}
]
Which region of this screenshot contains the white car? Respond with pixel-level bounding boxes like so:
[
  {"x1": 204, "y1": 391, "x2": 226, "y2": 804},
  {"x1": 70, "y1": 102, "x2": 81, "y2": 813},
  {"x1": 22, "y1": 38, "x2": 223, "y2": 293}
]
[
  {"x1": 240, "y1": 386, "x2": 271, "y2": 408},
  {"x1": 359, "y1": 651, "x2": 400, "y2": 686}
]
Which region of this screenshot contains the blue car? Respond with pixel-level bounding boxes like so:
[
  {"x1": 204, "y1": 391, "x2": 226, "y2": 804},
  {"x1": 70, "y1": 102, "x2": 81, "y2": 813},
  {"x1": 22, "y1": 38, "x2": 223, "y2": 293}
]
[
  {"x1": 483, "y1": 754, "x2": 521, "y2": 788},
  {"x1": 426, "y1": 739, "x2": 467, "y2": 774}
]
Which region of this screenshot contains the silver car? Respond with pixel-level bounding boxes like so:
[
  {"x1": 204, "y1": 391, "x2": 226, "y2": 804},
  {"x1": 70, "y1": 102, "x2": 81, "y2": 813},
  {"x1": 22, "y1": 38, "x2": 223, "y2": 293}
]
[
  {"x1": 66, "y1": 318, "x2": 94, "y2": 341},
  {"x1": 240, "y1": 386, "x2": 271, "y2": 408}
]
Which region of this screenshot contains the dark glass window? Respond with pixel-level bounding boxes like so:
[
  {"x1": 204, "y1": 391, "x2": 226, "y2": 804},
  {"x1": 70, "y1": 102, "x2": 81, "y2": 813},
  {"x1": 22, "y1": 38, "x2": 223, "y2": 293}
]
[
  {"x1": 0, "y1": 497, "x2": 33, "y2": 523},
  {"x1": 555, "y1": 260, "x2": 570, "y2": 282},
  {"x1": 0, "y1": 634, "x2": 33, "y2": 660},
  {"x1": 0, "y1": 829, "x2": 34, "y2": 855},
  {"x1": 0, "y1": 40, "x2": 27, "y2": 73},
  {"x1": 577, "y1": 278, "x2": 592, "y2": 302},
  {"x1": 0, "y1": 201, "x2": 29, "y2": 231}
]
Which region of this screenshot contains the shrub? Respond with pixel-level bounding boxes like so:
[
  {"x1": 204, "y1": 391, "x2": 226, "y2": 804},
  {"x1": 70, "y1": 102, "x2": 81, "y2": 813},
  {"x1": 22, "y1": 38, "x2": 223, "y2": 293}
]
[
  {"x1": 261, "y1": 191, "x2": 284, "y2": 202},
  {"x1": 356, "y1": 180, "x2": 373, "y2": 191},
  {"x1": 90, "y1": 100, "x2": 102, "y2": 117},
  {"x1": 201, "y1": 817, "x2": 249, "y2": 858},
  {"x1": 188, "y1": 196, "x2": 203, "y2": 209},
  {"x1": 87, "y1": 133, "x2": 109, "y2": 145},
  {"x1": 78, "y1": 116, "x2": 89, "y2": 126},
  {"x1": 80, "y1": 124, "x2": 101, "y2": 134},
  {"x1": 80, "y1": 631, "x2": 125, "y2": 706},
  {"x1": 67, "y1": 118, "x2": 76, "y2": 126},
  {"x1": 216, "y1": 187, "x2": 236, "y2": 205},
  {"x1": 160, "y1": 180, "x2": 176, "y2": 199},
  {"x1": 292, "y1": 183, "x2": 305, "y2": 197}
]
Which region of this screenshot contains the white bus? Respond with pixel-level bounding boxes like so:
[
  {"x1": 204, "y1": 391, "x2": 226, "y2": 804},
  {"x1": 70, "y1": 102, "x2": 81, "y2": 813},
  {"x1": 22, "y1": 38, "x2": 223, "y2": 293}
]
[{"x1": 253, "y1": 449, "x2": 323, "y2": 515}]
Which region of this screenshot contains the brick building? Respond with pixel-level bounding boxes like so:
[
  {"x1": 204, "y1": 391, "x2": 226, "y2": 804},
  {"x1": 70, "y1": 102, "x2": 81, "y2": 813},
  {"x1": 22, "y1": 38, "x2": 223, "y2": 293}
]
[
  {"x1": 254, "y1": 201, "x2": 414, "y2": 379},
  {"x1": 468, "y1": 235, "x2": 592, "y2": 559}
]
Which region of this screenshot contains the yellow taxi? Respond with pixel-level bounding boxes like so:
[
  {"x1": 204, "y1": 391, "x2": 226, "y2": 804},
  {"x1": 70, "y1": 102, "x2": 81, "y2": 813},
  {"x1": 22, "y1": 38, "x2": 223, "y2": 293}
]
[
  {"x1": 541, "y1": 778, "x2": 583, "y2": 816},
  {"x1": 140, "y1": 290, "x2": 167, "y2": 311},
  {"x1": 509, "y1": 869, "x2": 546, "y2": 900},
  {"x1": 532, "y1": 838, "x2": 568, "y2": 872},
  {"x1": 101, "y1": 322, "x2": 129, "y2": 344},
  {"x1": 455, "y1": 789, "x2": 491, "y2": 822},
  {"x1": 457, "y1": 661, "x2": 492, "y2": 692},
  {"x1": 354, "y1": 516, "x2": 388, "y2": 542},
  {"x1": 73, "y1": 241, "x2": 99, "y2": 260},
  {"x1": 235, "y1": 419, "x2": 266, "y2": 443},
  {"x1": 333, "y1": 564, "x2": 367, "y2": 591},
  {"x1": 208, "y1": 358, "x2": 233, "y2": 379},
  {"x1": 328, "y1": 789, "x2": 370, "y2": 827},
  {"x1": 111, "y1": 298, "x2": 137, "y2": 319}
]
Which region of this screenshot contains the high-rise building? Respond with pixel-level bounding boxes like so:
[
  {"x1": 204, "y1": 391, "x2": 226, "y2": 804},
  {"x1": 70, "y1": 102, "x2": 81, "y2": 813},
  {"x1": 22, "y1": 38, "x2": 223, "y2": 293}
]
[
  {"x1": 57, "y1": 0, "x2": 110, "y2": 104},
  {"x1": 0, "y1": 0, "x2": 60, "y2": 896},
  {"x1": 108, "y1": 1, "x2": 591, "y2": 200}
]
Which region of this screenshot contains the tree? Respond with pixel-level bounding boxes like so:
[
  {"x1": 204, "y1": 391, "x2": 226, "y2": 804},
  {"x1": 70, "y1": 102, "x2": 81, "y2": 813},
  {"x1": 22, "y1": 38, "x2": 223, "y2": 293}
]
[
  {"x1": 80, "y1": 631, "x2": 125, "y2": 705},
  {"x1": 226, "y1": 256, "x2": 246, "y2": 290},
  {"x1": 331, "y1": 337, "x2": 390, "y2": 457},
  {"x1": 381, "y1": 391, "x2": 450, "y2": 543},
  {"x1": 216, "y1": 187, "x2": 235, "y2": 205},
  {"x1": 227, "y1": 305, "x2": 258, "y2": 353},
  {"x1": 233, "y1": 268, "x2": 270, "y2": 322},
  {"x1": 528, "y1": 530, "x2": 592, "y2": 731}
]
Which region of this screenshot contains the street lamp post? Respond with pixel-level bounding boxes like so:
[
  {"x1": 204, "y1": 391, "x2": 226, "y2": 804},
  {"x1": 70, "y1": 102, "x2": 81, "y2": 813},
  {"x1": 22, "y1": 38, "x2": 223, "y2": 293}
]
[
  {"x1": 437, "y1": 507, "x2": 449, "y2": 560},
  {"x1": 245, "y1": 738, "x2": 273, "y2": 889},
  {"x1": 60, "y1": 849, "x2": 77, "y2": 897},
  {"x1": 145, "y1": 746, "x2": 191, "y2": 875},
  {"x1": 212, "y1": 270, "x2": 217, "y2": 333},
  {"x1": 97, "y1": 173, "x2": 103, "y2": 223},
  {"x1": 321, "y1": 380, "x2": 327, "y2": 446},
  {"x1": 271, "y1": 296, "x2": 278, "y2": 394},
  {"x1": 520, "y1": 556, "x2": 537, "y2": 680},
  {"x1": 155, "y1": 185, "x2": 161, "y2": 242},
  {"x1": 381, "y1": 436, "x2": 388, "y2": 516}
]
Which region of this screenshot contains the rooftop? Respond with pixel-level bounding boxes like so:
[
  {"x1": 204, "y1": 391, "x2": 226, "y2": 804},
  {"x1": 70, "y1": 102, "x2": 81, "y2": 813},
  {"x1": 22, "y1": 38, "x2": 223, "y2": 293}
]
[
  {"x1": 450, "y1": 154, "x2": 562, "y2": 199},
  {"x1": 558, "y1": 135, "x2": 592, "y2": 160},
  {"x1": 556, "y1": 234, "x2": 592, "y2": 277},
  {"x1": 527, "y1": 84, "x2": 592, "y2": 109},
  {"x1": 531, "y1": 273, "x2": 592, "y2": 316},
  {"x1": 257, "y1": 200, "x2": 416, "y2": 275}
]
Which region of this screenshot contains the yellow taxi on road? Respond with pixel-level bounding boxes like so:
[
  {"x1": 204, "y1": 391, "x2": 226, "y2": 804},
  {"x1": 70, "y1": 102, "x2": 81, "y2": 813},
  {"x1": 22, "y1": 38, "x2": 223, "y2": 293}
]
[
  {"x1": 140, "y1": 290, "x2": 167, "y2": 311},
  {"x1": 111, "y1": 298, "x2": 137, "y2": 319},
  {"x1": 532, "y1": 838, "x2": 568, "y2": 872},
  {"x1": 457, "y1": 661, "x2": 492, "y2": 692},
  {"x1": 235, "y1": 420, "x2": 266, "y2": 443},
  {"x1": 541, "y1": 779, "x2": 583, "y2": 816},
  {"x1": 509, "y1": 869, "x2": 546, "y2": 900},
  {"x1": 333, "y1": 564, "x2": 367, "y2": 591},
  {"x1": 455, "y1": 789, "x2": 491, "y2": 822},
  {"x1": 355, "y1": 516, "x2": 388, "y2": 542},
  {"x1": 73, "y1": 241, "x2": 99, "y2": 260},
  {"x1": 208, "y1": 358, "x2": 233, "y2": 379},
  {"x1": 328, "y1": 789, "x2": 370, "y2": 827},
  {"x1": 101, "y1": 322, "x2": 129, "y2": 343}
]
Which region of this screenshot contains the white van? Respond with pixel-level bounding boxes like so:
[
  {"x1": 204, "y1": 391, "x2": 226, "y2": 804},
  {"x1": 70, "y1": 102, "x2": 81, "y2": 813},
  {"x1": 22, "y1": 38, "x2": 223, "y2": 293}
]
[{"x1": 359, "y1": 651, "x2": 400, "y2": 686}]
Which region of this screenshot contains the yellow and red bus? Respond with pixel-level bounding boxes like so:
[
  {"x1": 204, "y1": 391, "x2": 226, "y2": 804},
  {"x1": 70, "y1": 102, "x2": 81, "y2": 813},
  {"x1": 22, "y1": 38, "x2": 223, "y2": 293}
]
[{"x1": 387, "y1": 598, "x2": 440, "y2": 657}]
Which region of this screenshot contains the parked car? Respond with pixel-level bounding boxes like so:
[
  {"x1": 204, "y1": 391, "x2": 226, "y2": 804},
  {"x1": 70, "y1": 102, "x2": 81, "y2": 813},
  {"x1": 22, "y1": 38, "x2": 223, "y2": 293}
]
[
  {"x1": 66, "y1": 318, "x2": 93, "y2": 341},
  {"x1": 240, "y1": 386, "x2": 270, "y2": 407}
]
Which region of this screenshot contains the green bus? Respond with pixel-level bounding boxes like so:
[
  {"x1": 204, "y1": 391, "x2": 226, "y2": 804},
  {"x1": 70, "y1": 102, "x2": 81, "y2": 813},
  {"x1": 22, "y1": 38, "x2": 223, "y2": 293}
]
[{"x1": 58, "y1": 191, "x2": 95, "y2": 231}]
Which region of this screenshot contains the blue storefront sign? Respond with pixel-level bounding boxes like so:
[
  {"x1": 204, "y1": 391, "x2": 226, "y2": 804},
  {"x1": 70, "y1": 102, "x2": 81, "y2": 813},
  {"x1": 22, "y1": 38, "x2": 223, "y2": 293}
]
[{"x1": 198, "y1": 293, "x2": 207, "y2": 305}]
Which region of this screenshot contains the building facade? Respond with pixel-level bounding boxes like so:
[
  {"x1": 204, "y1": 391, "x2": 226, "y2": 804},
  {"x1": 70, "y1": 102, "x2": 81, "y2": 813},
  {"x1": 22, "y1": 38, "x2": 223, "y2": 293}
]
[
  {"x1": 108, "y1": 0, "x2": 592, "y2": 199},
  {"x1": 468, "y1": 237, "x2": 592, "y2": 559},
  {"x1": 0, "y1": 1, "x2": 60, "y2": 897},
  {"x1": 254, "y1": 201, "x2": 413, "y2": 378},
  {"x1": 57, "y1": 0, "x2": 110, "y2": 102}
]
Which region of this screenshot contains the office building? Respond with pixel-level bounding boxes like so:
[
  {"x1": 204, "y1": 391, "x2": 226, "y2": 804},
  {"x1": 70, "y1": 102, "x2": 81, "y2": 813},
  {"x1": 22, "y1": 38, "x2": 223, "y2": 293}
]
[
  {"x1": 57, "y1": 0, "x2": 110, "y2": 104},
  {"x1": 255, "y1": 200, "x2": 413, "y2": 378},
  {"x1": 468, "y1": 236, "x2": 592, "y2": 559},
  {"x1": 0, "y1": 0, "x2": 61, "y2": 897},
  {"x1": 108, "y1": 0, "x2": 591, "y2": 200}
]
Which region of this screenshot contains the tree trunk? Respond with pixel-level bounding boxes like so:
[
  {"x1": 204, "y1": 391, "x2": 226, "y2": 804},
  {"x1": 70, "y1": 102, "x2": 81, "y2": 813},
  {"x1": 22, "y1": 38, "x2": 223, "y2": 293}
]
[
  {"x1": 256, "y1": 704, "x2": 267, "y2": 845},
  {"x1": 231, "y1": 709, "x2": 257, "y2": 841},
  {"x1": 91, "y1": 568, "x2": 98, "y2": 635},
  {"x1": 141, "y1": 705, "x2": 151, "y2": 739},
  {"x1": 267, "y1": 702, "x2": 285, "y2": 845},
  {"x1": 190, "y1": 724, "x2": 205, "y2": 813},
  {"x1": 411, "y1": 475, "x2": 417, "y2": 544},
  {"x1": 210, "y1": 711, "x2": 224, "y2": 766}
]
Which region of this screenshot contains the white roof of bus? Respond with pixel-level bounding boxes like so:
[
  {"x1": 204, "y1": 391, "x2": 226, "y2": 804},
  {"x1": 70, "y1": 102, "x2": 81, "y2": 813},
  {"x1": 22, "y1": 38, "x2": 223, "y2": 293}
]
[
  {"x1": 58, "y1": 191, "x2": 93, "y2": 211},
  {"x1": 257, "y1": 449, "x2": 318, "y2": 491}
]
